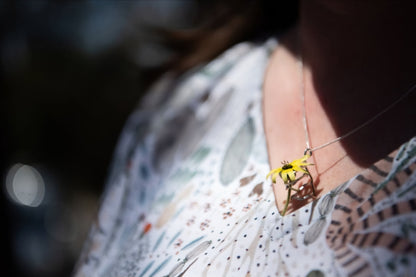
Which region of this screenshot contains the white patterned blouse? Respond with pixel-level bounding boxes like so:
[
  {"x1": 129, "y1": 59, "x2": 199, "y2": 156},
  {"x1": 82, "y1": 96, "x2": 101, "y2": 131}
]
[{"x1": 74, "y1": 39, "x2": 416, "y2": 277}]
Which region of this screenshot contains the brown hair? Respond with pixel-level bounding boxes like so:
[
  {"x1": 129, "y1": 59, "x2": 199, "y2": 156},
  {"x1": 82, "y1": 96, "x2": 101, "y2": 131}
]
[{"x1": 156, "y1": 0, "x2": 299, "y2": 74}]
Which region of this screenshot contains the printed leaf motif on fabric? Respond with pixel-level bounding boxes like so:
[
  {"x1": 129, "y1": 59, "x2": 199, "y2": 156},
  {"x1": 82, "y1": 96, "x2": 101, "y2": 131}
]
[
  {"x1": 220, "y1": 117, "x2": 255, "y2": 185},
  {"x1": 326, "y1": 154, "x2": 416, "y2": 277}
]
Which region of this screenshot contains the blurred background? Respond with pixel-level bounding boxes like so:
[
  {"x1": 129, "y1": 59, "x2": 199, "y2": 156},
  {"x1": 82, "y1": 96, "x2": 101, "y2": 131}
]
[
  {"x1": 1, "y1": 1, "x2": 297, "y2": 276},
  {"x1": 1, "y1": 1, "x2": 198, "y2": 276}
]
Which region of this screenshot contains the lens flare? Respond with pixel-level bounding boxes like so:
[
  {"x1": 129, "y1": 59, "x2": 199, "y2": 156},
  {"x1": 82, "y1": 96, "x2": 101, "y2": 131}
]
[{"x1": 5, "y1": 163, "x2": 45, "y2": 207}]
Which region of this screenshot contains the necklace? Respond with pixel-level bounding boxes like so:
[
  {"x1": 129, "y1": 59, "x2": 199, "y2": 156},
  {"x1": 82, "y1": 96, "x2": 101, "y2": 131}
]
[{"x1": 267, "y1": 54, "x2": 416, "y2": 216}]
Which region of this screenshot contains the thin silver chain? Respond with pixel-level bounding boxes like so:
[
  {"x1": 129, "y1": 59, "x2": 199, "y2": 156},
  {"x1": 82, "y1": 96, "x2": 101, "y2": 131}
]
[
  {"x1": 298, "y1": 54, "x2": 311, "y2": 150},
  {"x1": 299, "y1": 57, "x2": 416, "y2": 154}
]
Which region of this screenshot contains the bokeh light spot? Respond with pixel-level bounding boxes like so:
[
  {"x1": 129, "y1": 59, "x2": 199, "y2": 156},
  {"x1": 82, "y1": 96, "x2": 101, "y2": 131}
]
[{"x1": 5, "y1": 163, "x2": 45, "y2": 207}]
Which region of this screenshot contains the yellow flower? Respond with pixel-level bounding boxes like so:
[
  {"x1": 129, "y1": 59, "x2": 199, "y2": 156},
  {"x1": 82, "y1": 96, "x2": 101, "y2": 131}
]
[
  {"x1": 267, "y1": 151, "x2": 315, "y2": 216},
  {"x1": 267, "y1": 152, "x2": 313, "y2": 184}
]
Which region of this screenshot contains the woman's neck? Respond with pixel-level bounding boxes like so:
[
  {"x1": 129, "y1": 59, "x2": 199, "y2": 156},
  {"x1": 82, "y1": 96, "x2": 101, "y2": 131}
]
[
  {"x1": 263, "y1": 0, "x2": 416, "y2": 213},
  {"x1": 298, "y1": 0, "x2": 416, "y2": 166}
]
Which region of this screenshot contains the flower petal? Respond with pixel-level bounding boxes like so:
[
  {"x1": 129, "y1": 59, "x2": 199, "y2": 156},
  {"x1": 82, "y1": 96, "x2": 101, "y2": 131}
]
[
  {"x1": 291, "y1": 165, "x2": 309, "y2": 175},
  {"x1": 287, "y1": 170, "x2": 296, "y2": 182},
  {"x1": 267, "y1": 152, "x2": 313, "y2": 184},
  {"x1": 280, "y1": 171, "x2": 289, "y2": 183},
  {"x1": 267, "y1": 168, "x2": 282, "y2": 183},
  {"x1": 292, "y1": 153, "x2": 313, "y2": 166}
]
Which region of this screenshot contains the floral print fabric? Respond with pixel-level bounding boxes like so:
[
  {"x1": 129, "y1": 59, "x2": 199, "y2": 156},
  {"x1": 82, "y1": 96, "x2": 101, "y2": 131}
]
[{"x1": 75, "y1": 39, "x2": 416, "y2": 277}]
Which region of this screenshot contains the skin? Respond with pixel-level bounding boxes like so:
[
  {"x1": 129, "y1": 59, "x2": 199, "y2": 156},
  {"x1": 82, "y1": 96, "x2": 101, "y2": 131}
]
[{"x1": 263, "y1": 0, "x2": 416, "y2": 214}]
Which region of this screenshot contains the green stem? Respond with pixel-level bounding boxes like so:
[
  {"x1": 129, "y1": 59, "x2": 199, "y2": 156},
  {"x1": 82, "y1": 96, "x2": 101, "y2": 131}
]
[
  {"x1": 304, "y1": 167, "x2": 316, "y2": 196},
  {"x1": 282, "y1": 187, "x2": 292, "y2": 216}
]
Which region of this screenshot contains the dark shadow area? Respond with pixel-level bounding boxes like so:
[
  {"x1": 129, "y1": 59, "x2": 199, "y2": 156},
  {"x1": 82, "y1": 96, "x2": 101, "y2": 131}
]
[
  {"x1": 279, "y1": 1, "x2": 416, "y2": 169},
  {"x1": 0, "y1": 1, "x2": 299, "y2": 276},
  {"x1": 0, "y1": 1, "x2": 197, "y2": 276}
]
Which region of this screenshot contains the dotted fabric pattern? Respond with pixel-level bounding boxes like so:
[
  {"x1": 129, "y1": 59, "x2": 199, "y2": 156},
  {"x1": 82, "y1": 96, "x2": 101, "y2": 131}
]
[{"x1": 74, "y1": 39, "x2": 416, "y2": 277}]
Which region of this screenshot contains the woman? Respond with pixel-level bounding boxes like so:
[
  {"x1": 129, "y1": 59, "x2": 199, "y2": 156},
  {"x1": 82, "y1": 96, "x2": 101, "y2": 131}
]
[{"x1": 75, "y1": 1, "x2": 416, "y2": 276}]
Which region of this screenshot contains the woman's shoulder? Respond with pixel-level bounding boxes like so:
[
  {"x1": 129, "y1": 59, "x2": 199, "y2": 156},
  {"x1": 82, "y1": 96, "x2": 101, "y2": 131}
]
[{"x1": 139, "y1": 38, "x2": 277, "y2": 112}]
